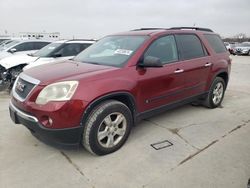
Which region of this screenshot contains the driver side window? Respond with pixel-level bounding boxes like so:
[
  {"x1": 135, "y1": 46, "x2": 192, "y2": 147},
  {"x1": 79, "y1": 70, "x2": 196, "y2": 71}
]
[{"x1": 144, "y1": 35, "x2": 178, "y2": 64}]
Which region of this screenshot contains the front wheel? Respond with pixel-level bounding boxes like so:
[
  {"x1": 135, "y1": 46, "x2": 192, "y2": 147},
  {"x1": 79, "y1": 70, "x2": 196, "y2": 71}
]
[
  {"x1": 82, "y1": 100, "x2": 133, "y2": 155},
  {"x1": 203, "y1": 77, "x2": 226, "y2": 108}
]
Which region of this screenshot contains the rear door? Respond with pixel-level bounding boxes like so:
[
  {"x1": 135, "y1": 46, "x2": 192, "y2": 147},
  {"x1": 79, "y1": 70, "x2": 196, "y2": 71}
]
[{"x1": 174, "y1": 34, "x2": 211, "y2": 97}]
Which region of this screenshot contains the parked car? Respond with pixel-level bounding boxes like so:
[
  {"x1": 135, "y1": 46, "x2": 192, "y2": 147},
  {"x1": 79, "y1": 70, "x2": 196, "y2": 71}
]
[
  {"x1": 23, "y1": 39, "x2": 95, "y2": 70},
  {"x1": 224, "y1": 42, "x2": 237, "y2": 55},
  {"x1": 9, "y1": 27, "x2": 231, "y2": 155},
  {"x1": 0, "y1": 39, "x2": 95, "y2": 91},
  {"x1": 234, "y1": 42, "x2": 250, "y2": 55},
  {"x1": 0, "y1": 40, "x2": 50, "y2": 60}
]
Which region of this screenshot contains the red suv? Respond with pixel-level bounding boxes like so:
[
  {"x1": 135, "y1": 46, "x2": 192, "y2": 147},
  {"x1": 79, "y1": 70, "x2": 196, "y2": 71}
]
[{"x1": 9, "y1": 27, "x2": 231, "y2": 155}]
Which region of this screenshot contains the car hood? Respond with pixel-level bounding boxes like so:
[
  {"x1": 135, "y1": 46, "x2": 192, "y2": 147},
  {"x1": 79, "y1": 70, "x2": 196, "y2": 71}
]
[
  {"x1": 0, "y1": 54, "x2": 38, "y2": 69},
  {"x1": 23, "y1": 56, "x2": 73, "y2": 71},
  {"x1": 0, "y1": 51, "x2": 11, "y2": 61},
  {"x1": 23, "y1": 60, "x2": 116, "y2": 85}
]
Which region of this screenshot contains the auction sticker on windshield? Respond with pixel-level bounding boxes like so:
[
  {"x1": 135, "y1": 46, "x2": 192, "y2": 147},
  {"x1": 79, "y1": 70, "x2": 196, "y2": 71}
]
[{"x1": 114, "y1": 49, "x2": 133, "y2": 56}]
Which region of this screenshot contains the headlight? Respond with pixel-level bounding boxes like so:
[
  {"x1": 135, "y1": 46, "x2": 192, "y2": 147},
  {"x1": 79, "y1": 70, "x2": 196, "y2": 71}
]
[{"x1": 36, "y1": 81, "x2": 78, "y2": 105}]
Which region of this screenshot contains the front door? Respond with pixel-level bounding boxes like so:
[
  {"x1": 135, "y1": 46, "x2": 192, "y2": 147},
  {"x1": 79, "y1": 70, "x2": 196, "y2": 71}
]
[{"x1": 137, "y1": 35, "x2": 186, "y2": 112}]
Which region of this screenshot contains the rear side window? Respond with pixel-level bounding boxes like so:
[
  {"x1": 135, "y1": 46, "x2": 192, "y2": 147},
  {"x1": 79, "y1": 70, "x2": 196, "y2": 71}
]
[
  {"x1": 80, "y1": 43, "x2": 92, "y2": 51},
  {"x1": 33, "y1": 42, "x2": 50, "y2": 50},
  {"x1": 204, "y1": 34, "x2": 227, "y2": 53},
  {"x1": 175, "y1": 34, "x2": 205, "y2": 60},
  {"x1": 144, "y1": 35, "x2": 178, "y2": 64}
]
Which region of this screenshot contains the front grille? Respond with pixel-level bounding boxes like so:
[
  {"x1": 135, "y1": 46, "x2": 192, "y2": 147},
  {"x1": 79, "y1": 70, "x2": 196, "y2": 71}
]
[
  {"x1": 15, "y1": 77, "x2": 36, "y2": 99},
  {"x1": 12, "y1": 73, "x2": 40, "y2": 102}
]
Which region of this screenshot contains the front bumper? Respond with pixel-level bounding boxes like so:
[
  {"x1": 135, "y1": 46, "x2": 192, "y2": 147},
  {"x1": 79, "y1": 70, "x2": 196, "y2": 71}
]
[{"x1": 9, "y1": 101, "x2": 83, "y2": 149}]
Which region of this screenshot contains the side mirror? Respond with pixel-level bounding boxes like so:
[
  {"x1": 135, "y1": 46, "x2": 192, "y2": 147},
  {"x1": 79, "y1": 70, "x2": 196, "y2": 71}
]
[
  {"x1": 52, "y1": 52, "x2": 62, "y2": 57},
  {"x1": 9, "y1": 48, "x2": 17, "y2": 53},
  {"x1": 140, "y1": 56, "x2": 163, "y2": 68}
]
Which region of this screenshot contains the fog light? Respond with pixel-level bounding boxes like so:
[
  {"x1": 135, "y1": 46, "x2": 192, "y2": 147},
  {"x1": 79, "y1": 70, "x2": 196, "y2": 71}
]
[{"x1": 41, "y1": 116, "x2": 53, "y2": 127}]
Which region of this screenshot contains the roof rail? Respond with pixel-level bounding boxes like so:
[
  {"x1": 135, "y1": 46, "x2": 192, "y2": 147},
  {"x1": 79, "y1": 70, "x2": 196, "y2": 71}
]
[
  {"x1": 169, "y1": 27, "x2": 213, "y2": 32},
  {"x1": 131, "y1": 28, "x2": 166, "y2": 31},
  {"x1": 68, "y1": 39, "x2": 96, "y2": 41}
]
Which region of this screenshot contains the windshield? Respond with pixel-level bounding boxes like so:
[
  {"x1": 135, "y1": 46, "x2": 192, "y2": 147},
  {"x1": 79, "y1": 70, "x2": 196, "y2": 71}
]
[
  {"x1": 0, "y1": 40, "x2": 20, "y2": 51},
  {"x1": 74, "y1": 36, "x2": 148, "y2": 67},
  {"x1": 239, "y1": 43, "x2": 250, "y2": 47},
  {"x1": 33, "y1": 42, "x2": 63, "y2": 57}
]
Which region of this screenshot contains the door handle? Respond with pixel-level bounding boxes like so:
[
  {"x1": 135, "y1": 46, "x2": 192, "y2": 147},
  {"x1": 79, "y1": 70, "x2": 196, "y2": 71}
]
[
  {"x1": 174, "y1": 69, "x2": 184, "y2": 73},
  {"x1": 204, "y1": 62, "x2": 212, "y2": 67}
]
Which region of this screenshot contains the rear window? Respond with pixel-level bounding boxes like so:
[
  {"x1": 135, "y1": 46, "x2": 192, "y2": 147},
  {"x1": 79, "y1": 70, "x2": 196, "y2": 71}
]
[
  {"x1": 204, "y1": 34, "x2": 227, "y2": 53},
  {"x1": 175, "y1": 34, "x2": 205, "y2": 60}
]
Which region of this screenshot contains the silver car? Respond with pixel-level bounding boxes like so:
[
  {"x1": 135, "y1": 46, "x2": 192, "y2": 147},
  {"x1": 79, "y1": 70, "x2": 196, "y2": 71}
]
[
  {"x1": 234, "y1": 42, "x2": 250, "y2": 55},
  {"x1": 0, "y1": 40, "x2": 50, "y2": 60}
]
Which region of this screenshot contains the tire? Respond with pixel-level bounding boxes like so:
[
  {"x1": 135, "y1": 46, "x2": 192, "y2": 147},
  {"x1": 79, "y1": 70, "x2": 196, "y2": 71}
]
[
  {"x1": 82, "y1": 100, "x2": 133, "y2": 155},
  {"x1": 203, "y1": 77, "x2": 226, "y2": 108}
]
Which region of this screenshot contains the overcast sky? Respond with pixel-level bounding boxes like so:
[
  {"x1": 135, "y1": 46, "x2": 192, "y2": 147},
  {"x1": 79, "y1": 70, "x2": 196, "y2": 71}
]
[{"x1": 0, "y1": 0, "x2": 249, "y2": 39}]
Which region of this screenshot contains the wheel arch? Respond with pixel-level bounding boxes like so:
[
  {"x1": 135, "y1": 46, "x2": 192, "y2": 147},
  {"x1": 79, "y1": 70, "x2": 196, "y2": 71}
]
[
  {"x1": 80, "y1": 92, "x2": 137, "y2": 127},
  {"x1": 216, "y1": 71, "x2": 229, "y2": 88}
]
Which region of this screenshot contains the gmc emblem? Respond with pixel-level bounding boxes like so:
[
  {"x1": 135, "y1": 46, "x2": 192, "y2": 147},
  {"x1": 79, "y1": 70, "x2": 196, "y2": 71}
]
[{"x1": 16, "y1": 81, "x2": 26, "y2": 92}]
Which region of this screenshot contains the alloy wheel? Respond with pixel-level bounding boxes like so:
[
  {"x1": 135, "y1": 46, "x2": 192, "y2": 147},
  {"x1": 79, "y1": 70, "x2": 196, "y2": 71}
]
[
  {"x1": 97, "y1": 112, "x2": 127, "y2": 148},
  {"x1": 212, "y1": 82, "x2": 224, "y2": 105}
]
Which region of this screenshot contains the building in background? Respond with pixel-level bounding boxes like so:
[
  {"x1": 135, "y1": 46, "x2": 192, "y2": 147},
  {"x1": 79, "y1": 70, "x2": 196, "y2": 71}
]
[
  {"x1": 0, "y1": 35, "x2": 11, "y2": 42},
  {"x1": 19, "y1": 32, "x2": 60, "y2": 40}
]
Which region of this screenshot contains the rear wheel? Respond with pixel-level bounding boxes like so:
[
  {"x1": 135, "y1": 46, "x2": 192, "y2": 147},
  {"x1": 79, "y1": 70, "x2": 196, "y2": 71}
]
[
  {"x1": 82, "y1": 100, "x2": 133, "y2": 155},
  {"x1": 203, "y1": 77, "x2": 226, "y2": 108}
]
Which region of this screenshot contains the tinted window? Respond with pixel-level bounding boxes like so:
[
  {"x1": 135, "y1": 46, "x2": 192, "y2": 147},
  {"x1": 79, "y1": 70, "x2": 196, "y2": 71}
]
[
  {"x1": 204, "y1": 34, "x2": 227, "y2": 53},
  {"x1": 14, "y1": 42, "x2": 34, "y2": 52},
  {"x1": 79, "y1": 43, "x2": 91, "y2": 51},
  {"x1": 175, "y1": 34, "x2": 205, "y2": 60},
  {"x1": 144, "y1": 35, "x2": 178, "y2": 64},
  {"x1": 33, "y1": 42, "x2": 50, "y2": 50},
  {"x1": 33, "y1": 42, "x2": 62, "y2": 57},
  {"x1": 55, "y1": 43, "x2": 90, "y2": 56}
]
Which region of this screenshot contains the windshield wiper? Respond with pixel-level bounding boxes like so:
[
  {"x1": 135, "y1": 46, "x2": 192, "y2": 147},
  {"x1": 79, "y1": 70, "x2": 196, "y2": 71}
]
[
  {"x1": 27, "y1": 53, "x2": 34, "y2": 57},
  {"x1": 88, "y1": 62, "x2": 100, "y2": 65},
  {"x1": 81, "y1": 61, "x2": 100, "y2": 65}
]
